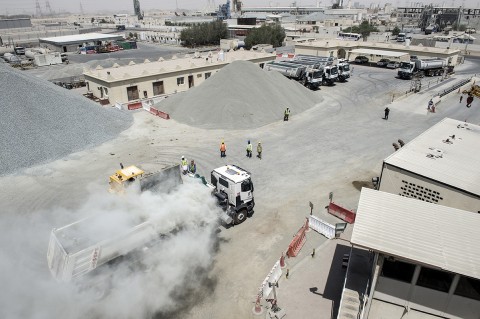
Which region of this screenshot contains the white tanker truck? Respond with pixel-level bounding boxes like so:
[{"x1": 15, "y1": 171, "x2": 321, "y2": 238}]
[{"x1": 397, "y1": 58, "x2": 454, "y2": 80}]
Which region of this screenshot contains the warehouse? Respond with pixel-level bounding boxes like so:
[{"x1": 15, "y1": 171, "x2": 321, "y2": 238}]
[
  {"x1": 377, "y1": 118, "x2": 480, "y2": 213},
  {"x1": 83, "y1": 49, "x2": 277, "y2": 106},
  {"x1": 39, "y1": 33, "x2": 124, "y2": 53},
  {"x1": 349, "y1": 188, "x2": 480, "y2": 319},
  {"x1": 349, "y1": 48, "x2": 410, "y2": 64},
  {"x1": 294, "y1": 39, "x2": 460, "y2": 64}
]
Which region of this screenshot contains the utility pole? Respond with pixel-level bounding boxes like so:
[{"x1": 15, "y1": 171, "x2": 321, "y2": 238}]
[{"x1": 35, "y1": 0, "x2": 43, "y2": 17}]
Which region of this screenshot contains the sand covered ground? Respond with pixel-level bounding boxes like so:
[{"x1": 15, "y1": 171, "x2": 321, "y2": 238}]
[{"x1": 1, "y1": 58, "x2": 479, "y2": 319}]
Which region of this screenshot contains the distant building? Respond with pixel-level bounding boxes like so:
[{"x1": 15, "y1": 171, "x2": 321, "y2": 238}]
[
  {"x1": 0, "y1": 18, "x2": 32, "y2": 29},
  {"x1": 83, "y1": 50, "x2": 276, "y2": 106},
  {"x1": 39, "y1": 33, "x2": 124, "y2": 52}
]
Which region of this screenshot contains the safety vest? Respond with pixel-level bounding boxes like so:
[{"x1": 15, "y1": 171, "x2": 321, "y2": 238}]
[
  {"x1": 257, "y1": 144, "x2": 262, "y2": 153},
  {"x1": 247, "y1": 144, "x2": 253, "y2": 151},
  {"x1": 189, "y1": 163, "x2": 196, "y2": 173},
  {"x1": 220, "y1": 143, "x2": 226, "y2": 151},
  {"x1": 181, "y1": 159, "x2": 188, "y2": 166},
  {"x1": 285, "y1": 109, "x2": 290, "y2": 115}
]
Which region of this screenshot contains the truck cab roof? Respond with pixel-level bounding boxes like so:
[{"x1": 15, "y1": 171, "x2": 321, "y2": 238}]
[
  {"x1": 110, "y1": 165, "x2": 144, "y2": 184},
  {"x1": 212, "y1": 165, "x2": 251, "y2": 183}
]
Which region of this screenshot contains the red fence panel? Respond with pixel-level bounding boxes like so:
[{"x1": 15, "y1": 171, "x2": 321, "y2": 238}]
[
  {"x1": 127, "y1": 102, "x2": 142, "y2": 110},
  {"x1": 287, "y1": 227, "x2": 306, "y2": 257},
  {"x1": 327, "y1": 202, "x2": 356, "y2": 224}
]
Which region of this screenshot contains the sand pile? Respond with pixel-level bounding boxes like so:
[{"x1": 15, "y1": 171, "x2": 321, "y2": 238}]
[
  {"x1": 0, "y1": 63, "x2": 132, "y2": 175},
  {"x1": 157, "y1": 60, "x2": 322, "y2": 129}
]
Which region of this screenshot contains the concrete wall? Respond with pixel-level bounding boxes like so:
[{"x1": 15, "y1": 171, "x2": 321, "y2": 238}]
[
  {"x1": 379, "y1": 164, "x2": 480, "y2": 213},
  {"x1": 0, "y1": 18, "x2": 32, "y2": 29}
]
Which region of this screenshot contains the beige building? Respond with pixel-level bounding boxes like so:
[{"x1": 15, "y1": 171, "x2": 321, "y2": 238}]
[
  {"x1": 83, "y1": 49, "x2": 276, "y2": 106},
  {"x1": 294, "y1": 39, "x2": 461, "y2": 65}
]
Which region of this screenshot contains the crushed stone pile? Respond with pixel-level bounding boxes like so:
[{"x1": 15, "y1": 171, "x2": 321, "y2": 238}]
[
  {"x1": 0, "y1": 63, "x2": 133, "y2": 175},
  {"x1": 157, "y1": 60, "x2": 322, "y2": 130}
]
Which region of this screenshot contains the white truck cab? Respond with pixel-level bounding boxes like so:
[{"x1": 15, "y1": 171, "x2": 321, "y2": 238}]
[{"x1": 210, "y1": 165, "x2": 255, "y2": 225}]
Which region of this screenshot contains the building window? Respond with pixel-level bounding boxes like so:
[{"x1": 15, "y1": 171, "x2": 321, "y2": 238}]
[
  {"x1": 381, "y1": 258, "x2": 416, "y2": 283},
  {"x1": 153, "y1": 81, "x2": 164, "y2": 96},
  {"x1": 205, "y1": 72, "x2": 212, "y2": 79},
  {"x1": 127, "y1": 86, "x2": 139, "y2": 101},
  {"x1": 454, "y1": 276, "x2": 480, "y2": 301},
  {"x1": 104, "y1": 88, "x2": 108, "y2": 95},
  {"x1": 416, "y1": 267, "x2": 454, "y2": 293},
  {"x1": 177, "y1": 77, "x2": 184, "y2": 85},
  {"x1": 197, "y1": 74, "x2": 202, "y2": 78}
]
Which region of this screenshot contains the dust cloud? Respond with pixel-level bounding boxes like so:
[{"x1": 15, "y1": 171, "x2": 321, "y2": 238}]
[{"x1": 0, "y1": 178, "x2": 222, "y2": 319}]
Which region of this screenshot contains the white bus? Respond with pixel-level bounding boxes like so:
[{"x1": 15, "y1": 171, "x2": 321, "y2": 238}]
[{"x1": 337, "y1": 32, "x2": 362, "y2": 41}]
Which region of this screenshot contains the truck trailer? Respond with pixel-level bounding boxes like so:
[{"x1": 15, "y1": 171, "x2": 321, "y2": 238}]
[
  {"x1": 48, "y1": 164, "x2": 255, "y2": 283},
  {"x1": 264, "y1": 61, "x2": 323, "y2": 89},
  {"x1": 397, "y1": 58, "x2": 452, "y2": 80}
]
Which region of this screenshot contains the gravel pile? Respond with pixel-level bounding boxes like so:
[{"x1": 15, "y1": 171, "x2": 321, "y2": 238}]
[
  {"x1": 0, "y1": 63, "x2": 133, "y2": 175},
  {"x1": 157, "y1": 60, "x2": 322, "y2": 130}
]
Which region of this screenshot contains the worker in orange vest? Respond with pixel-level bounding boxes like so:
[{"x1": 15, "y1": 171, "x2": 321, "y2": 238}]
[{"x1": 220, "y1": 141, "x2": 226, "y2": 158}]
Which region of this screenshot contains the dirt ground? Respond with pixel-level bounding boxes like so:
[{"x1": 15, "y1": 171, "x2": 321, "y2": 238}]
[{"x1": 1, "y1": 60, "x2": 480, "y2": 319}]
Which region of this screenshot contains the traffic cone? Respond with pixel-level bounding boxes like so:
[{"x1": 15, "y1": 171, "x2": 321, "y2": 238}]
[
  {"x1": 252, "y1": 295, "x2": 263, "y2": 315},
  {"x1": 280, "y1": 253, "x2": 286, "y2": 268}
]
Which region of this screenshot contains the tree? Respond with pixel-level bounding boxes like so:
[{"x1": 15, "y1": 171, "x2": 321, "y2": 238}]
[
  {"x1": 244, "y1": 24, "x2": 286, "y2": 49},
  {"x1": 91, "y1": 17, "x2": 95, "y2": 23},
  {"x1": 180, "y1": 20, "x2": 228, "y2": 47},
  {"x1": 343, "y1": 21, "x2": 379, "y2": 40},
  {"x1": 391, "y1": 26, "x2": 401, "y2": 36}
]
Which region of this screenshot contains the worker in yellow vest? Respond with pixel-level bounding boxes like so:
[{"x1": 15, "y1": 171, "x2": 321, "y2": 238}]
[
  {"x1": 284, "y1": 108, "x2": 290, "y2": 121},
  {"x1": 246, "y1": 140, "x2": 253, "y2": 158},
  {"x1": 257, "y1": 142, "x2": 262, "y2": 159},
  {"x1": 181, "y1": 156, "x2": 188, "y2": 175}
]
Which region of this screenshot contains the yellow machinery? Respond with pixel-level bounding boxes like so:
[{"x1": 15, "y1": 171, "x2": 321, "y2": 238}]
[
  {"x1": 109, "y1": 165, "x2": 145, "y2": 193},
  {"x1": 462, "y1": 84, "x2": 480, "y2": 97}
]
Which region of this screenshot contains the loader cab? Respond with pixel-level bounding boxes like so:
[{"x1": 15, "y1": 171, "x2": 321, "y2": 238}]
[{"x1": 109, "y1": 165, "x2": 144, "y2": 193}]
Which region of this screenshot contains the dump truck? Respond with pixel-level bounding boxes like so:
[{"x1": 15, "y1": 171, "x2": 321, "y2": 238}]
[
  {"x1": 336, "y1": 59, "x2": 351, "y2": 82},
  {"x1": 397, "y1": 58, "x2": 452, "y2": 80},
  {"x1": 48, "y1": 163, "x2": 254, "y2": 283}
]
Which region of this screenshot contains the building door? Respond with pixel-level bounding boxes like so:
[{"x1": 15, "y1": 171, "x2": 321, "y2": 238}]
[
  {"x1": 153, "y1": 81, "x2": 164, "y2": 95},
  {"x1": 338, "y1": 48, "x2": 346, "y2": 59},
  {"x1": 127, "y1": 86, "x2": 139, "y2": 101},
  {"x1": 63, "y1": 46, "x2": 67, "y2": 52},
  {"x1": 188, "y1": 75, "x2": 194, "y2": 88}
]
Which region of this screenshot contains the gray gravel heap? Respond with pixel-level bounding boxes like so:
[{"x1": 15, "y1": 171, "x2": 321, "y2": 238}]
[
  {"x1": 0, "y1": 63, "x2": 133, "y2": 175},
  {"x1": 157, "y1": 60, "x2": 322, "y2": 130}
]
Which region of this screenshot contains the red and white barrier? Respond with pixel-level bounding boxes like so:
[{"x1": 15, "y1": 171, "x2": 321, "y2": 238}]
[
  {"x1": 308, "y1": 215, "x2": 336, "y2": 239},
  {"x1": 327, "y1": 202, "x2": 356, "y2": 224},
  {"x1": 148, "y1": 107, "x2": 170, "y2": 119},
  {"x1": 286, "y1": 225, "x2": 307, "y2": 257}
]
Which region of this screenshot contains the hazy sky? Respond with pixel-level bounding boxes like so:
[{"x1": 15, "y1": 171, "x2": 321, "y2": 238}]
[{"x1": 2, "y1": 0, "x2": 479, "y2": 15}]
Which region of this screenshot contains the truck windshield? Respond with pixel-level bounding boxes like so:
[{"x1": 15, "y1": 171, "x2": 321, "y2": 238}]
[
  {"x1": 312, "y1": 70, "x2": 323, "y2": 79},
  {"x1": 341, "y1": 64, "x2": 350, "y2": 71},
  {"x1": 331, "y1": 66, "x2": 338, "y2": 75},
  {"x1": 241, "y1": 179, "x2": 252, "y2": 192},
  {"x1": 400, "y1": 62, "x2": 411, "y2": 69}
]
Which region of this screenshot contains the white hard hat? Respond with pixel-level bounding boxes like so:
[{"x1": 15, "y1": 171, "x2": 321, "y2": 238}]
[{"x1": 182, "y1": 156, "x2": 185, "y2": 159}]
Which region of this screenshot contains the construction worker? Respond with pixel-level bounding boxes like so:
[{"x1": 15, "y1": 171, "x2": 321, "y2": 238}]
[
  {"x1": 257, "y1": 142, "x2": 262, "y2": 159},
  {"x1": 189, "y1": 160, "x2": 196, "y2": 174},
  {"x1": 428, "y1": 99, "x2": 434, "y2": 111},
  {"x1": 181, "y1": 156, "x2": 188, "y2": 175},
  {"x1": 467, "y1": 95, "x2": 474, "y2": 108},
  {"x1": 246, "y1": 140, "x2": 253, "y2": 158},
  {"x1": 220, "y1": 141, "x2": 226, "y2": 158},
  {"x1": 384, "y1": 107, "x2": 390, "y2": 120},
  {"x1": 284, "y1": 108, "x2": 290, "y2": 121}
]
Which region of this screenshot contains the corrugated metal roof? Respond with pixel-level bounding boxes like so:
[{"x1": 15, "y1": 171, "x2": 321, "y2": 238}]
[
  {"x1": 384, "y1": 118, "x2": 480, "y2": 196},
  {"x1": 352, "y1": 188, "x2": 480, "y2": 279},
  {"x1": 39, "y1": 33, "x2": 123, "y2": 45},
  {"x1": 351, "y1": 48, "x2": 408, "y2": 57}
]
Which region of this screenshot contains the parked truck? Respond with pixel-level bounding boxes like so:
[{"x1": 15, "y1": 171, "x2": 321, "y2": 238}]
[
  {"x1": 292, "y1": 55, "x2": 339, "y2": 84},
  {"x1": 48, "y1": 163, "x2": 255, "y2": 283},
  {"x1": 264, "y1": 61, "x2": 322, "y2": 89},
  {"x1": 397, "y1": 58, "x2": 452, "y2": 80}
]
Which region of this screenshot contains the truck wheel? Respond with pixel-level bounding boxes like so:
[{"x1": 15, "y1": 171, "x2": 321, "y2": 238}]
[{"x1": 234, "y1": 209, "x2": 247, "y2": 224}]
